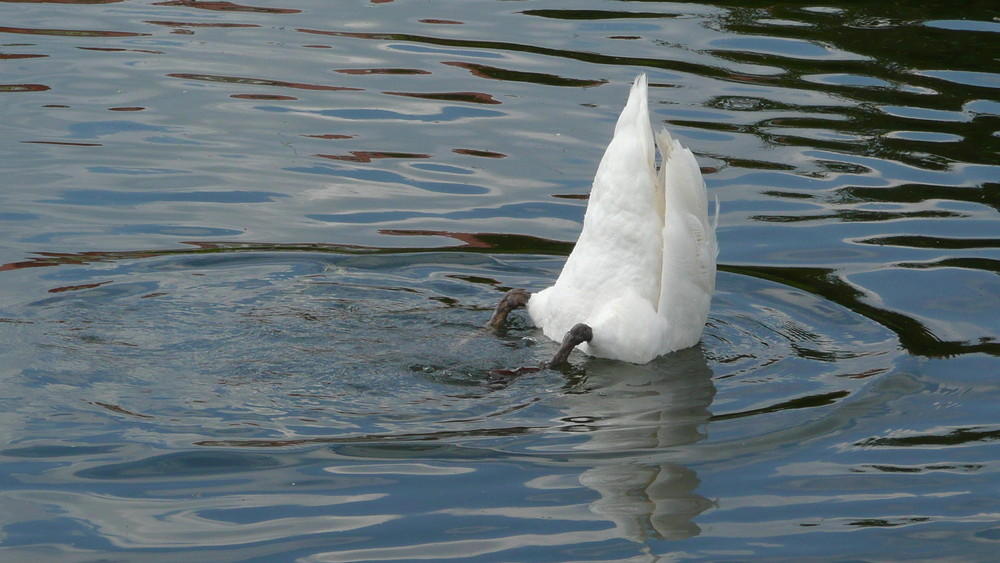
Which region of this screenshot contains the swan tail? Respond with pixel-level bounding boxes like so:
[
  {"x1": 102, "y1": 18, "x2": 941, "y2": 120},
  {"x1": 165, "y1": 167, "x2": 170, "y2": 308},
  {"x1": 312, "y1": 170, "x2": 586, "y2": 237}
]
[
  {"x1": 550, "y1": 72, "x2": 662, "y2": 330},
  {"x1": 590, "y1": 73, "x2": 656, "y2": 209}
]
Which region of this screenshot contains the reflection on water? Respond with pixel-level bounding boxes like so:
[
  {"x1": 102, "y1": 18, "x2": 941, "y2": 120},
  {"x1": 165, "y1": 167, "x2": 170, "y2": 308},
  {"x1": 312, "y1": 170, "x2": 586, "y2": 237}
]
[
  {"x1": 0, "y1": 248, "x2": 904, "y2": 558},
  {"x1": 1, "y1": 0, "x2": 998, "y2": 559},
  {"x1": 565, "y1": 350, "x2": 716, "y2": 541}
]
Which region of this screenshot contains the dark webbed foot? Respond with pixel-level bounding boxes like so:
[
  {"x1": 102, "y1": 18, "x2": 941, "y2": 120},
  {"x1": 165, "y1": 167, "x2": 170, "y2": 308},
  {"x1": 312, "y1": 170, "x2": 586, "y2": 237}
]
[
  {"x1": 545, "y1": 323, "x2": 593, "y2": 368},
  {"x1": 487, "y1": 288, "x2": 530, "y2": 330}
]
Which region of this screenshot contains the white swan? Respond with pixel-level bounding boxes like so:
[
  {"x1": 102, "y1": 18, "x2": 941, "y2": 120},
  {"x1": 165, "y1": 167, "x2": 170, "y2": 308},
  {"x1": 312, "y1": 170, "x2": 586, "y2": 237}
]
[{"x1": 489, "y1": 73, "x2": 718, "y2": 365}]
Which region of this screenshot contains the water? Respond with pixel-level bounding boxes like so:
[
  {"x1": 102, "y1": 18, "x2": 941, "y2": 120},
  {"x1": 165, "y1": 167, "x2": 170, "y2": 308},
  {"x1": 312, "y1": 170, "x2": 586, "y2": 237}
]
[{"x1": 1, "y1": 1, "x2": 998, "y2": 560}]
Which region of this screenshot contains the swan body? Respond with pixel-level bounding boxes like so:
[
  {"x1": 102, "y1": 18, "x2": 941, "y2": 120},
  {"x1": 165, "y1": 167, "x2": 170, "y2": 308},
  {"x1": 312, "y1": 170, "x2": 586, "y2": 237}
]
[{"x1": 524, "y1": 74, "x2": 717, "y2": 364}]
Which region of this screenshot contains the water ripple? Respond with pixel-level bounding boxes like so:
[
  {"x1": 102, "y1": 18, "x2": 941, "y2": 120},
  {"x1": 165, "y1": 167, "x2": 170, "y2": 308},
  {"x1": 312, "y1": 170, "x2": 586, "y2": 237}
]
[{"x1": 0, "y1": 1, "x2": 997, "y2": 559}]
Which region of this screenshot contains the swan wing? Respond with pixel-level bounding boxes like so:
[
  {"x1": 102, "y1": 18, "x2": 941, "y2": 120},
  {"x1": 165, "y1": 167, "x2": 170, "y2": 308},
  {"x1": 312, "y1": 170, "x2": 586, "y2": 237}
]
[{"x1": 655, "y1": 128, "x2": 718, "y2": 352}]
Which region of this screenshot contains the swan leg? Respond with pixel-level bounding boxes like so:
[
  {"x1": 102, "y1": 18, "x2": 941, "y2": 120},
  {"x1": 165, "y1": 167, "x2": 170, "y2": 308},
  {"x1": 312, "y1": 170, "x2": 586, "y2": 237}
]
[
  {"x1": 487, "y1": 288, "x2": 530, "y2": 330},
  {"x1": 545, "y1": 323, "x2": 593, "y2": 367}
]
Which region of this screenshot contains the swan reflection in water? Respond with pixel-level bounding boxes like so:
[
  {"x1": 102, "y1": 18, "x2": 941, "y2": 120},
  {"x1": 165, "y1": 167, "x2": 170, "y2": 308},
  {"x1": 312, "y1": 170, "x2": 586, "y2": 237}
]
[{"x1": 545, "y1": 344, "x2": 716, "y2": 541}]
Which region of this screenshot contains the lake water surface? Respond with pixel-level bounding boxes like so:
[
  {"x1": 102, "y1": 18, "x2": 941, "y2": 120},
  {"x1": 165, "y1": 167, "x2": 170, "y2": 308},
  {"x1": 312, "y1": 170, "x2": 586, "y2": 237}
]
[{"x1": 1, "y1": 1, "x2": 998, "y2": 560}]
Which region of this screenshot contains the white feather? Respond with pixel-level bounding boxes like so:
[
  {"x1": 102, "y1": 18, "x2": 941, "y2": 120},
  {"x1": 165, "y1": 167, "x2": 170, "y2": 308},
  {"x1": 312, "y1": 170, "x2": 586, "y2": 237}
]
[{"x1": 526, "y1": 74, "x2": 718, "y2": 364}]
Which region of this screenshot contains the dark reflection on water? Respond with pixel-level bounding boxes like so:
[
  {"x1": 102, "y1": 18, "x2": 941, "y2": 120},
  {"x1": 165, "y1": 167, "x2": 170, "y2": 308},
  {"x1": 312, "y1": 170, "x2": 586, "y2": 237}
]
[{"x1": 1, "y1": 0, "x2": 998, "y2": 560}]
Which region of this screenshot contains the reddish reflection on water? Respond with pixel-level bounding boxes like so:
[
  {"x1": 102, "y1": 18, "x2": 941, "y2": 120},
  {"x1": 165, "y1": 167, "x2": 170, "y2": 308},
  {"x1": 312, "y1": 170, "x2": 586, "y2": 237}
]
[
  {"x1": 152, "y1": 0, "x2": 301, "y2": 14},
  {"x1": 380, "y1": 229, "x2": 503, "y2": 249},
  {"x1": 231, "y1": 94, "x2": 297, "y2": 100},
  {"x1": 167, "y1": 72, "x2": 362, "y2": 92},
  {"x1": 0, "y1": 25, "x2": 149, "y2": 37},
  {"x1": 316, "y1": 151, "x2": 432, "y2": 163},
  {"x1": 48, "y1": 280, "x2": 113, "y2": 294},
  {"x1": 303, "y1": 134, "x2": 355, "y2": 140},
  {"x1": 451, "y1": 148, "x2": 507, "y2": 158},
  {"x1": 0, "y1": 0, "x2": 124, "y2": 3},
  {"x1": 442, "y1": 61, "x2": 608, "y2": 87},
  {"x1": 336, "y1": 68, "x2": 431, "y2": 75},
  {"x1": 78, "y1": 47, "x2": 165, "y2": 54},
  {"x1": 143, "y1": 20, "x2": 260, "y2": 29},
  {"x1": 22, "y1": 140, "x2": 102, "y2": 146},
  {"x1": 0, "y1": 83, "x2": 50, "y2": 92},
  {"x1": 384, "y1": 90, "x2": 501, "y2": 104}
]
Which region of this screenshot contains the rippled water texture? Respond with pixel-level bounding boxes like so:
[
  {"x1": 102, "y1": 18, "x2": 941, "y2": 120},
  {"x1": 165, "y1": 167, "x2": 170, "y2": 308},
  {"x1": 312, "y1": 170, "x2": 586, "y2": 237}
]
[{"x1": 1, "y1": 1, "x2": 998, "y2": 560}]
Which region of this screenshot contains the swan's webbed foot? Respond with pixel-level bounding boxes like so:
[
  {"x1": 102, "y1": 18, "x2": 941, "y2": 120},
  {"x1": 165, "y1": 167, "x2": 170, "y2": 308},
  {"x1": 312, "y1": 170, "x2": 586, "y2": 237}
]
[
  {"x1": 544, "y1": 323, "x2": 593, "y2": 368},
  {"x1": 487, "y1": 288, "x2": 530, "y2": 330}
]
